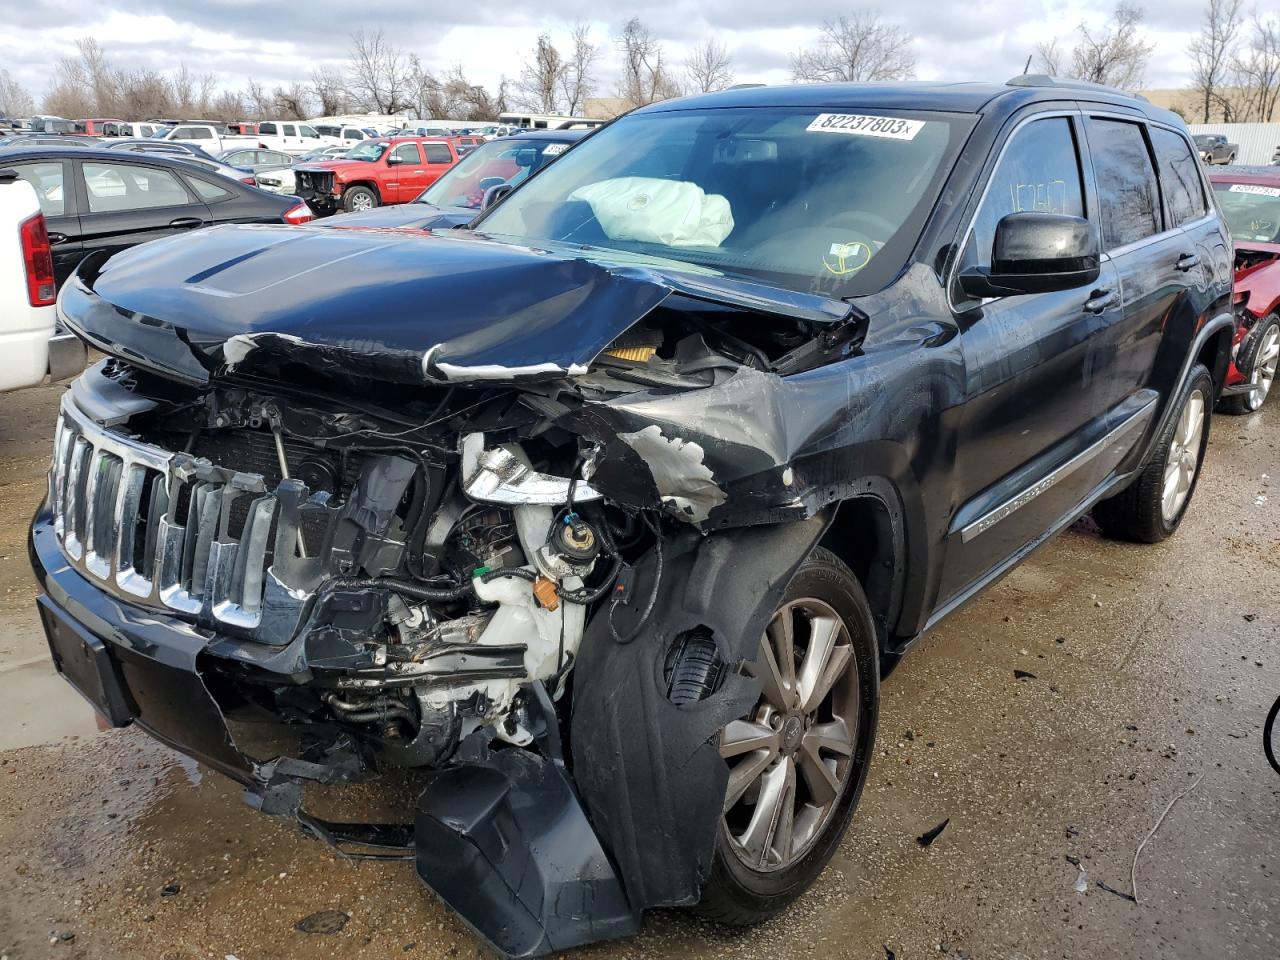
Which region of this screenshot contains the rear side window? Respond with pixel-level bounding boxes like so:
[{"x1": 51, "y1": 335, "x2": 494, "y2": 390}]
[
  {"x1": 283, "y1": 124, "x2": 297, "y2": 137},
  {"x1": 8, "y1": 161, "x2": 66, "y2": 217},
  {"x1": 1149, "y1": 127, "x2": 1208, "y2": 225},
  {"x1": 187, "y1": 176, "x2": 232, "y2": 201},
  {"x1": 82, "y1": 162, "x2": 191, "y2": 213},
  {"x1": 1085, "y1": 118, "x2": 1161, "y2": 249},
  {"x1": 344, "y1": 129, "x2": 363, "y2": 140},
  {"x1": 424, "y1": 142, "x2": 453, "y2": 164},
  {"x1": 969, "y1": 116, "x2": 1086, "y2": 268},
  {"x1": 259, "y1": 122, "x2": 278, "y2": 135},
  {"x1": 180, "y1": 127, "x2": 213, "y2": 140}
]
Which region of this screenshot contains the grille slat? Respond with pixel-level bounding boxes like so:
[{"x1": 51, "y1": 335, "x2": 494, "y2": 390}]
[{"x1": 48, "y1": 394, "x2": 288, "y2": 631}]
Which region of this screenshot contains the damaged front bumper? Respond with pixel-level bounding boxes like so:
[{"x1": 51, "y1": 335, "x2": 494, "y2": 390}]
[{"x1": 31, "y1": 510, "x2": 640, "y2": 956}]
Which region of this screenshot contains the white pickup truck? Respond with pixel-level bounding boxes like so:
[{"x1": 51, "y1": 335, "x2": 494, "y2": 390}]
[
  {"x1": 0, "y1": 170, "x2": 83, "y2": 391},
  {"x1": 255, "y1": 120, "x2": 327, "y2": 156},
  {"x1": 155, "y1": 123, "x2": 261, "y2": 154}
]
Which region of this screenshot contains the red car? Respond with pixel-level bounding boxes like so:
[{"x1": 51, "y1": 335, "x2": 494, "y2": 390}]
[
  {"x1": 293, "y1": 136, "x2": 464, "y2": 216},
  {"x1": 1209, "y1": 168, "x2": 1280, "y2": 413}
]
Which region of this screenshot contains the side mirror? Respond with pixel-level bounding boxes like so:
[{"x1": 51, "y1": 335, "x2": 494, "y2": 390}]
[
  {"x1": 959, "y1": 212, "x2": 1100, "y2": 299},
  {"x1": 386, "y1": 154, "x2": 404, "y2": 165},
  {"x1": 482, "y1": 182, "x2": 514, "y2": 210}
]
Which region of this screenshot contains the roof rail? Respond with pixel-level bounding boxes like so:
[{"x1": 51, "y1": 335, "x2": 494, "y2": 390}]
[{"x1": 1006, "y1": 73, "x2": 1148, "y2": 101}]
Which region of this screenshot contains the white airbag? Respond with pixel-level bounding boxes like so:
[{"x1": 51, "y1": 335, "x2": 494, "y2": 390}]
[{"x1": 569, "y1": 177, "x2": 734, "y2": 247}]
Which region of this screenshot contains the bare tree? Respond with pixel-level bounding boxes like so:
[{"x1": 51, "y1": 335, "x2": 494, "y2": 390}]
[
  {"x1": 272, "y1": 82, "x2": 312, "y2": 119},
  {"x1": 559, "y1": 21, "x2": 598, "y2": 116},
  {"x1": 244, "y1": 79, "x2": 274, "y2": 118},
  {"x1": 347, "y1": 29, "x2": 411, "y2": 114},
  {"x1": 1035, "y1": 38, "x2": 1064, "y2": 76},
  {"x1": 117, "y1": 68, "x2": 175, "y2": 120},
  {"x1": 1188, "y1": 0, "x2": 1245, "y2": 121},
  {"x1": 0, "y1": 69, "x2": 35, "y2": 117},
  {"x1": 516, "y1": 34, "x2": 565, "y2": 113},
  {"x1": 311, "y1": 66, "x2": 348, "y2": 116},
  {"x1": 1231, "y1": 14, "x2": 1280, "y2": 121},
  {"x1": 684, "y1": 39, "x2": 734, "y2": 94},
  {"x1": 442, "y1": 65, "x2": 505, "y2": 119},
  {"x1": 1056, "y1": 2, "x2": 1155, "y2": 90},
  {"x1": 615, "y1": 17, "x2": 679, "y2": 108},
  {"x1": 791, "y1": 12, "x2": 916, "y2": 83}
]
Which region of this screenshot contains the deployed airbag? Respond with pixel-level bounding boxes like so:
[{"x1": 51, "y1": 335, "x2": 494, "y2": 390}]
[{"x1": 569, "y1": 177, "x2": 734, "y2": 248}]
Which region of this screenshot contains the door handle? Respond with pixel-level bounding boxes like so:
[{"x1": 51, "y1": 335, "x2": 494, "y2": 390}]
[
  {"x1": 414, "y1": 169, "x2": 424, "y2": 174},
  {"x1": 1175, "y1": 252, "x2": 1200, "y2": 271},
  {"x1": 168, "y1": 217, "x2": 204, "y2": 229},
  {"x1": 1084, "y1": 288, "x2": 1119, "y2": 314},
  {"x1": 46, "y1": 232, "x2": 68, "y2": 244}
]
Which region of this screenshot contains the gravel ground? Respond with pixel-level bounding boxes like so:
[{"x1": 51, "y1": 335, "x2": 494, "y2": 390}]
[{"x1": 0, "y1": 377, "x2": 1276, "y2": 960}]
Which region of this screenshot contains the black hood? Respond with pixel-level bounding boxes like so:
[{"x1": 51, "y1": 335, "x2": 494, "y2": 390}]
[
  {"x1": 59, "y1": 223, "x2": 854, "y2": 387},
  {"x1": 325, "y1": 203, "x2": 474, "y2": 231}
]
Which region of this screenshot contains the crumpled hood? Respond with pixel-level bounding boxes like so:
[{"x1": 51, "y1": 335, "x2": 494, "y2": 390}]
[
  {"x1": 60, "y1": 222, "x2": 855, "y2": 387},
  {"x1": 60, "y1": 223, "x2": 675, "y2": 386}
]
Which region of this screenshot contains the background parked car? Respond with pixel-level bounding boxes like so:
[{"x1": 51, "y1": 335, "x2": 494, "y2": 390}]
[
  {"x1": 335, "y1": 129, "x2": 584, "y2": 228},
  {"x1": 0, "y1": 145, "x2": 311, "y2": 289},
  {"x1": 1209, "y1": 166, "x2": 1280, "y2": 412},
  {"x1": 1194, "y1": 133, "x2": 1238, "y2": 164},
  {"x1": 216, "y1": 148, "x2": 297, "y2": 193},
  {"x1": 0, "y1": 136, "x2": 100, "y2": 148},
  {"x1": 293, "y1": 136, "x2": 463, "y2": 215},
  {"x1": 297, "y1": 144, "x2": 350, "y2": 162},
  {"x1": 312, "y1": 123, "x2": 377, "y2": 146},
  {"x1": 0, "y1": 171, "x2": 82, "y2": 391},
  {"x1": 155, "y1": 122, "x2": 261, "y2": 153}
]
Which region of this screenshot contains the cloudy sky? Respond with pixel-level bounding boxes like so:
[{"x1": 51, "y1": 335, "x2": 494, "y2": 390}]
[{"x1": 2, "y1": 0, "x2": 1213, "y2": 107}]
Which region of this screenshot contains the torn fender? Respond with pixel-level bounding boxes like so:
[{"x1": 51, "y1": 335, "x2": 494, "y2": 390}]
[{"x1": 569, "y1": 512, "x2": 831, "y2": 911}]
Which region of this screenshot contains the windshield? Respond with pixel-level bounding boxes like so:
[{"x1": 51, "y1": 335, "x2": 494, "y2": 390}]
[
  {"x1": 346, "y1": 140, "x2": 388, "y2": 162},
  {"x1": 418, "y1": 139, "x2": 571, "y2": 209},
  {"x1": 476, "y1": 107, "x2": 972, "y2": 297},
  {"x1": 1214, "y1": 182, "x2": 1280, "y2": 242}
]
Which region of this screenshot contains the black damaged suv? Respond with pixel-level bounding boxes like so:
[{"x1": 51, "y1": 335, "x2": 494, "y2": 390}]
[{"x1": 35, "y1": 77, "x2": 1232, "y2": 955}]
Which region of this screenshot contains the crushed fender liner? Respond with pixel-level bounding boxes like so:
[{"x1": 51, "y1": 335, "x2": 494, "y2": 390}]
[
  {"x1": 415, "y1": 685, "x2": 638, "y2": 957},
  {"x1": 570, "y1": 511, "x2": 832, "y2": 910}
]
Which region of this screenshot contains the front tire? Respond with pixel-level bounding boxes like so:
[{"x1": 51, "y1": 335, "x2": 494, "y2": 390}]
[
  {"x1": 1221, "y1": 315, "x2": 1279, "y2": 414},
  {"x1": 342, "y1": 185, "x2": 379, "y2": 213},
  {"x1": 694, "y1": 547, "x2": 878, "y2": 926},
  {"x1": 1093, "y1": 364, "x2": 1213, "y2": 543}
]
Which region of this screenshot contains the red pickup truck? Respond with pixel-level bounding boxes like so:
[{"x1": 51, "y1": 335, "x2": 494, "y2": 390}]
[{"x1": 294, "y1": 136, "x2": 464, "y2": 216}]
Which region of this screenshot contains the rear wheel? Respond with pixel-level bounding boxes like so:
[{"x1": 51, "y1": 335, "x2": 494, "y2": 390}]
[
  {"x1": 343, "y1": 185, "x2": 379, "y2": 213},
  {"x1": 694, "y1": 547, "x2": 878, "y2": 926},
  {"x1": 1221, "y1": 315, "x2": 1279, "y2": 414},
  {"x1": 1093, "y1": 364, "x2": 1212, "y2": 543}
]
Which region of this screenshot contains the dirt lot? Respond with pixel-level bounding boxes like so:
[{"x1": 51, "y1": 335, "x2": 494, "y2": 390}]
[{"x1": 0, "y1": 377, "x2": 1276, "y2": 960}]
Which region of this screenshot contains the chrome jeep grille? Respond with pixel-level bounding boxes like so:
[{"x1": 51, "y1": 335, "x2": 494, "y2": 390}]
[{"x1": 49, "y1": 393, "x2": 300, "y2": 633}]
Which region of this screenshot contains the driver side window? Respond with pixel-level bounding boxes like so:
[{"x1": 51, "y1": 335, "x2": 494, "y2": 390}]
[{"x1": 969, "y1": 117, "x2": 1086, "y2": 268}]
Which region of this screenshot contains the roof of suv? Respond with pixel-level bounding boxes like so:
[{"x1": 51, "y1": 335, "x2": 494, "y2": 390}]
[{"x1": 635, "y1": 77, "x2": 1181, "y2": 125}]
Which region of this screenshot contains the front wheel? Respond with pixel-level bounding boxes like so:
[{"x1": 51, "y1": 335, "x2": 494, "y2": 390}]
[
  {"x1": 1221, "y1": 315, "x2": 1279, "y2": 414},
  {"x1": 1093, "y1": 364, "x2": 1213, "y2": 543},
  {"x1": 693, "y1": 547, "x2": 878, "y2": 926},
  {"x1": 342, "y1": 185, "x2": 379, "y2": 213}
]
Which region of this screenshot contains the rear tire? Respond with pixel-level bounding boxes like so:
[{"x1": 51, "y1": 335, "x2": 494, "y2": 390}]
[
  {"x1": 343, "y1": 185, "x2": 379, "y2": 213},
  {"x1": 694, "y1": 547, "x2": 878, "y2": 926},
  {"x1": 1093, "y1": 364, "x2": 1212, "y2": 543},
  {"x1": 1220, "y1": 315, "x2": 1279, "y2": 415}
]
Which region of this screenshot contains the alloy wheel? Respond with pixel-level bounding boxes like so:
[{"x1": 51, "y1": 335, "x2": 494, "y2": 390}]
[
  {"x1": 1248, "y1": 325, "x2": 1279, "y2": 410},
  {"x1": 1161, "y1": 387, "x2": 1206, "y2": 523},
  {"x1": 719, "y1": 598, "x2": 860, "y2": 873},
  {"x1": 352, "y1": 193, "x2": 373, "y2": 211}
]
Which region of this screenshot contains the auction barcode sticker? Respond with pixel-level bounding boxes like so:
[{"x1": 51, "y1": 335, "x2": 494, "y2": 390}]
[
  {"x1": 806, "y1": 113, "x2": 925, "y2": 140},
  {"x1": 542, "y1": 143, "x2": 569, "y2": 156},
  {"x1": 1228, "y1": 183, "x2": 1280, "y2": 198}
]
